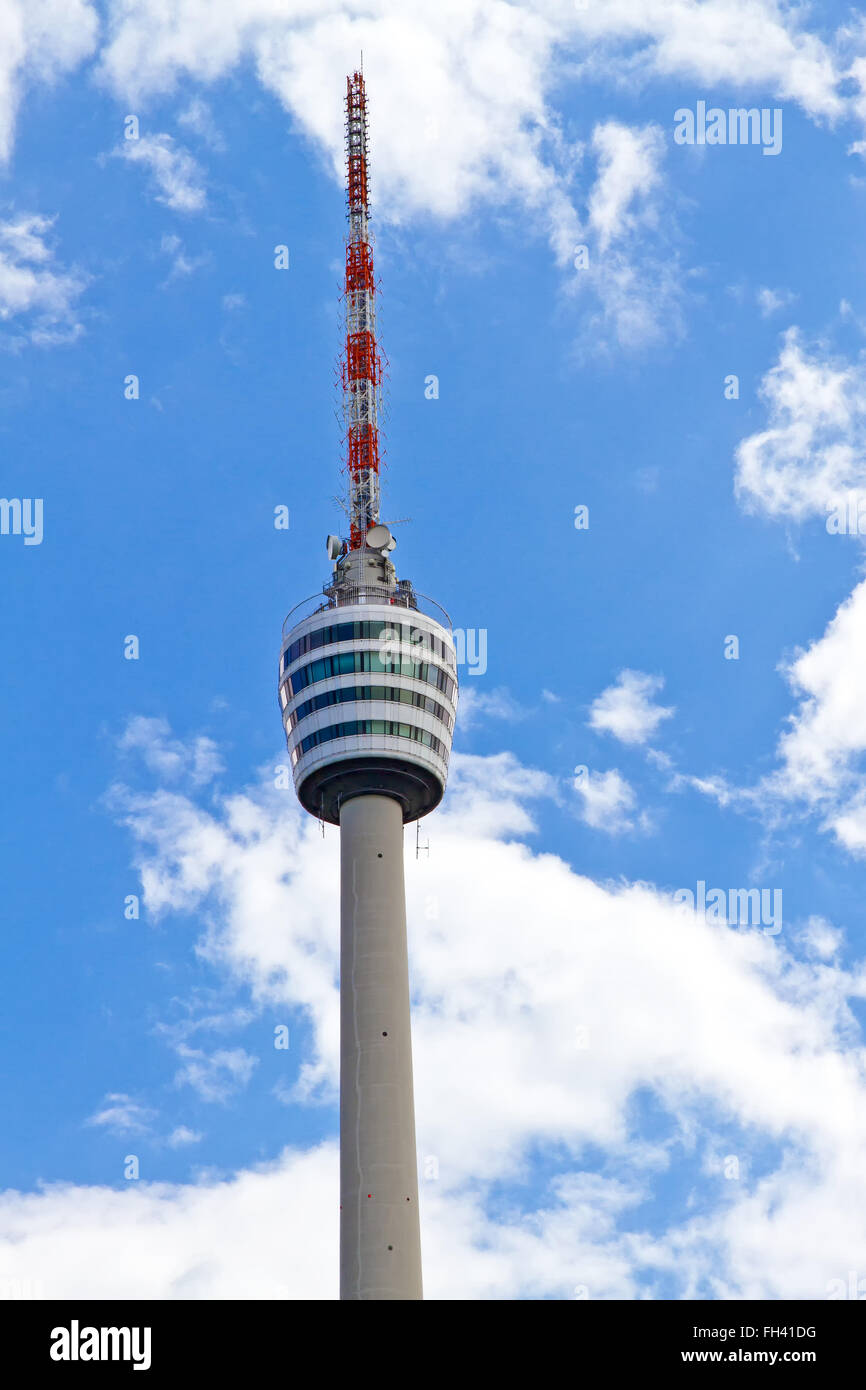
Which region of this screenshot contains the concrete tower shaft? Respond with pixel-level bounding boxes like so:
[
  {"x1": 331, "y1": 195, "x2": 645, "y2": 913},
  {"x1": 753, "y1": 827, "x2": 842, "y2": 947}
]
[{"x1": 340, "y1": 794, "x2": 422, "y2": 1299}]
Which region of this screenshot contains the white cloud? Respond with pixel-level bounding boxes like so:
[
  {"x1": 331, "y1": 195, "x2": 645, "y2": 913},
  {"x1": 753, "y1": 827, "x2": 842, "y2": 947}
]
[
  {"x1": 0, "y1": 0, "x2": 833, "y2": 357},
  {"x1": 799, "y1": 917, "x2": 844, "y2": 961},
  {"x1": 457, "y1": 686, "x2": 528, "y2": 730},
  {"x1": 0, "y1": 0, "x2": 97, "y2": 163},
  {"x1": 0, "y1": 1146, "x2": 339, "y2": 1299},
  {"x1": 178, "y1": 96, "x2": 225, "y2": 151},
  {"x1": 99, "y1": 0, "x2": 581, "y2": 261},
  {"x1": 159, "y1": 232, "x2": 209, "y2": 281},
  {"x1": 588, "y1": 120, "x2": 664, "y2": 253},
  {"x1": 682, "y1": 572, "x2": 866, "y2": 859},
  {"x1": 118, "y1": 133, "x2": 207, "y2": 213},
  {"x1": 575, "y1": 118, "x2": 687, "y2": 351},
  {"x1": 721, "y1": 335, "x2": 866, "y2": 855},
  {"x1": 86, "y1": 1094, "x2": 155, "y2": 1138},
  {"x1": 86, "y1": 0, "x2": 866, "y2": 353},
  {"x1": 0, "y1": 212, "x2": 86, "y2": 347},
  {"x1": 757, "y1": 286, "x2": 796, "y2": 318},
  {"x1": 577, "y1": 1, "x2": 846, "y2": 120},
  {"x1": 166, "y1": 1126, "x2": 203, "y2": 1149},
  {"x1": 589, "y1": 669, "x2": 674, "y2": 745},
  {"x1": 3, "y1": 739, "x2": 866, "y2": 1295},
  {"x1": 735, "y1": 330, "x2": 866, "y2": 522},
  {"x1": 758, "y1": 576, "x2": 866, "y2": 855},
  {"x1": 0, "y1": 0, "x2": 859, "y2": 359},
  {"x1": 775, "y1": 578, "x2": 866, "y2": 800},
  {"x1": 572, "y1": 766, "x2": 639, "y2": 834},
  {"x1": 91, "y1": 0, "x2": 865, "y2": 245},
  {"x1": 173, "y1": 1045, "x2": 258, "y2": 1103},
  {"x1": 117, "y1": 716, "x2": 224, "y2": 786}
]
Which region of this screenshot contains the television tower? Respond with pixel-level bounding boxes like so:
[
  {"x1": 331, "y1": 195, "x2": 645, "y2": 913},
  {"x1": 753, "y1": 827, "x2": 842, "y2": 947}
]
[{"x1": 278, "y1": 71, "x2": 458, "y2": 1301}]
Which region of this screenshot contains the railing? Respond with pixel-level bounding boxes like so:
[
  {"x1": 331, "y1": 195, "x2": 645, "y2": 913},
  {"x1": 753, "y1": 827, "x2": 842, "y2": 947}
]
[{"x1": 282, "y1": 584, "x2": 452, "y2": 640}]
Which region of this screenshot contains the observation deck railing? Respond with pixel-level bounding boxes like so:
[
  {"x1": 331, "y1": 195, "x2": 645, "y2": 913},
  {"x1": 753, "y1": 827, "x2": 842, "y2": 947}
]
[{"x1": 282, "y1": 584, "x2": 452, "y2": 641}]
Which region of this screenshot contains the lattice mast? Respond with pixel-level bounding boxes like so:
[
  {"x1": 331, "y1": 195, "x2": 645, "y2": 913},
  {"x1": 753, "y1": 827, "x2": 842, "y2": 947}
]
[{"x1": 342, "y1": 71, "x2": 383, "y2": 550}]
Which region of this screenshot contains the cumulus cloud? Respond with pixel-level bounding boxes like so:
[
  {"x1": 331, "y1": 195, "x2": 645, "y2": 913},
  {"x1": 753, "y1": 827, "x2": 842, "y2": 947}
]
[
  {"x1": 670, "y1": 575, "x2": 866, "y2": 861},
  {"x1": 85, "y1": 0, "x2": 866, "y2": 352},
  {"x1": 2, "y1": 713, "x2": 866, "y2": 1299},
  {"x1": 117, "y1": 716, "x2": 224, "y2": 786},
  {"x1": 0, "y1": 212, "x2": 86, "y2": 347},
  {"x1": 173, "y1": 1046, "x2": 258, "y2": 1103},
  {"x1": 86, "y1": 1094, "x2": 155, "y2": 1138},
  {"x1": 574, "y1": 118, "x2": 687, "y2": 351},
  {"x1": 165, "y1": 1126, "x2": 203, "y2": 1149},
  {"x1": 757, "y1": 286, "x2": 797, "y2": 318},
  {"x1": 0, "y1": 1, "x2": 861, "y2": 302},
  {"x1": 117, "y1": 133, "x2": 207, "y2": 213},
  {"x1": 178, "y1": 96, "x2": 225, "y2": 151},
  {"x1": 1, "y1": 735, "x2": 865, "y2": 1296},
  {"x1": 588, "y1": 120, "x2": 665, "y2": 253},
  {"x1": 589, "y1": 670, "x2": 674, "y2": 746},
  {"x1": 800, "y1": 917, "x2": 844, "y2": 961},
  {"x1": 0, "y1": 0, "x2": 97, "y2": 163},
  {"x1": 572, "y1": 766, "x2": 640, "y2": 833},
  {"x1": 572, "y1": 1, "x2": 847, "y2": 122},
  {"x1": 735, "y1": 330, "x2": 866, "y2": 522},
  {"x1": 753, "y1": 576, "x2": 866, "y2": 856},
  {"x1": 159, "y1": 232, "x2": 209, "y2": 281},
  {"x1": 710, "y1": 332, "x2": 866, "y2": 855},
  {"x1": 457, "y1": 685, "x2": 529, "y2": 731},
  {"x1": 98, "y1": 0, "x2": 581, "y2": 261},
  {"x1": 0, "y1": 1, "x2": 847, "y2": 357},
  {"x1": 0, "y1": 1147, "x2": 339, "y2": 1299}
]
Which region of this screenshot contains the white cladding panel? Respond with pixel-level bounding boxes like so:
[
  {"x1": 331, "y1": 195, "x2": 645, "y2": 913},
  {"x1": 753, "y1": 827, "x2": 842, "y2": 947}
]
[{"x1": 280, "y1": 601, "x2": 457, "y2": 809}]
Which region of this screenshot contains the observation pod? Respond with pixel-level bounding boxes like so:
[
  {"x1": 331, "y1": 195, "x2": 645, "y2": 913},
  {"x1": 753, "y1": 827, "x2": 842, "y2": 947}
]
[{"x1": 279, "y1": 543, "x2": 457, "y2": 826}]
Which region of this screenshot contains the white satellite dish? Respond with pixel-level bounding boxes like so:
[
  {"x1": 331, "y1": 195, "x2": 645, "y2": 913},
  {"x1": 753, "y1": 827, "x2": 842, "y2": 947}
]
[
  {"x1": 365, "y1": 524, "x2": 393, "y2": 551},
  {"x1": 326, "y1": 535, "x2": 342, "y2": 560}
]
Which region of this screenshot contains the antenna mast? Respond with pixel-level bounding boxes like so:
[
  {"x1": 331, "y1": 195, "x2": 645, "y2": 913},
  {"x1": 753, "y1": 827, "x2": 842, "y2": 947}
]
[{"x1": 343, "y1": 71, "x2": 383, "y2": 550}]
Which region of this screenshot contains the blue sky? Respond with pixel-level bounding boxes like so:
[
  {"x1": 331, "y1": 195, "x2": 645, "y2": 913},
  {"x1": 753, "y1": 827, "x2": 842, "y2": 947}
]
[{"x1": 3, "y1": 0, "x2": 866, "y2": 1299}]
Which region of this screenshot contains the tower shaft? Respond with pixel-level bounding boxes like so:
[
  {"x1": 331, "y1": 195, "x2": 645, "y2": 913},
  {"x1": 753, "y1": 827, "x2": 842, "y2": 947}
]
[{"x1": 339, "y1": 794, "x2": 422, "y2": 1300}]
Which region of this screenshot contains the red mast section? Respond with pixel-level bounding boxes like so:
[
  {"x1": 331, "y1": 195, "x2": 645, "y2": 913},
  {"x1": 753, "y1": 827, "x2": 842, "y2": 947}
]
[{"x1": 342, "y1": 71, "x2": 383, "y2": 550}]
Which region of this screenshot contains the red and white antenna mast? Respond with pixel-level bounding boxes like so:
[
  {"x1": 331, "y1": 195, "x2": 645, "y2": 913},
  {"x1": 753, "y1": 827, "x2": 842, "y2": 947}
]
[{"x1": 342, "y1": 70, "x2": 383, "y2": 550}]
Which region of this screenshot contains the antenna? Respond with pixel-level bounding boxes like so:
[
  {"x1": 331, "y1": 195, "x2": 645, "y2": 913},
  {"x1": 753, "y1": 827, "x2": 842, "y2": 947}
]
[{"x1": 342, "y1": 70, "x2": 383, "y2": 550}]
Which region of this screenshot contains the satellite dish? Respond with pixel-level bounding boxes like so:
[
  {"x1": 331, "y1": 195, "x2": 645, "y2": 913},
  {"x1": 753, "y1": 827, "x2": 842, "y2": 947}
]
[
  {"x1": 365, "y1": 524, "x2": 393, "y2": 551},
  {"x1": 326, "y1": 535, "x2": 341, "y2": 560}
]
